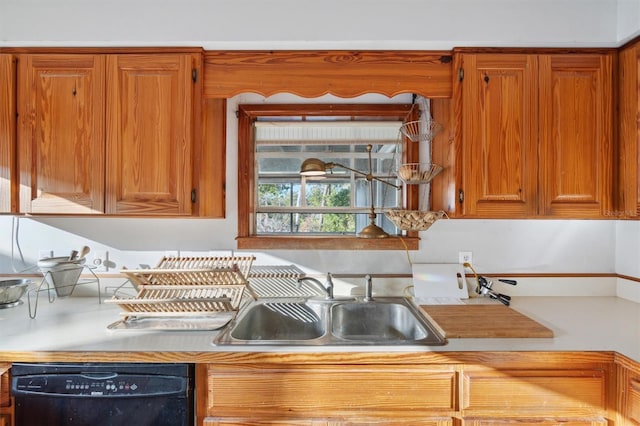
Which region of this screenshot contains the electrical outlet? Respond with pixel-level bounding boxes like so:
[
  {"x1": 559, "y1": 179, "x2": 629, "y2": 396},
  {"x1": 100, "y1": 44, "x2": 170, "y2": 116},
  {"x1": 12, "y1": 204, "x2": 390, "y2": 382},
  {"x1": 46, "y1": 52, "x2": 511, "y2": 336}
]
[
  {"x1": 38, "y1": 249, "x2": 53, "y2": 260},
  {"x1": 92, "y1": 250, "x2": 108, "y2": 272},
  {"x1": 458, "y1": 251, "x2": 473, "y2": 264}
]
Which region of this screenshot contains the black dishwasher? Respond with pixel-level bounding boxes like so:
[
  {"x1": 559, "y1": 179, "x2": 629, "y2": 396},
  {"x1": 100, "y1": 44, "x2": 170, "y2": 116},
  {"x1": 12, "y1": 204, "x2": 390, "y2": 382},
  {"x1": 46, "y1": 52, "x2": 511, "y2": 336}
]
[{"x1": 11, "y1": 362, "x2": 194, "y2": 426}]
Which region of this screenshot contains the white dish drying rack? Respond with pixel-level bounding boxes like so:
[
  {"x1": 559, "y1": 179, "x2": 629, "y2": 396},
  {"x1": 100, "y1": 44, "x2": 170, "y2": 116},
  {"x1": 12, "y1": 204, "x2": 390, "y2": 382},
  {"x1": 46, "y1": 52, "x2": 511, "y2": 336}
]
[{"x1": 106, "y1": 256, "x2": 255, "y2": 328}]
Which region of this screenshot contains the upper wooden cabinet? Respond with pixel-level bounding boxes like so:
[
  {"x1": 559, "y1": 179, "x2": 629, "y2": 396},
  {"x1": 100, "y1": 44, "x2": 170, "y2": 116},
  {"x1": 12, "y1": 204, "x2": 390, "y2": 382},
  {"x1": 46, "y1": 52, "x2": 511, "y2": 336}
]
[
  {"x1": 619, "y1": 38, "x2": 640, "y2": 218},
  {"x1": 459, "y1": 54, "x2": 539, "y2": 217},
  {"x1": 105, "y1": 54, "x2": 193, "y2": 215},
  {"x1": 434, "y1": 51, "x2": 614, "y2": 218},
  {"x1": 538, "y1": 54, "x2": 613, "y2": 217},
  {"x1": 16, "y1": 52, "x2": 199, "y2": 215},
  {"x1": 0, "y1": 54, "x2": 16, "y2": 213},
  {"x1": 18, "y1": 54, "x2": 106, "y2": 214}
]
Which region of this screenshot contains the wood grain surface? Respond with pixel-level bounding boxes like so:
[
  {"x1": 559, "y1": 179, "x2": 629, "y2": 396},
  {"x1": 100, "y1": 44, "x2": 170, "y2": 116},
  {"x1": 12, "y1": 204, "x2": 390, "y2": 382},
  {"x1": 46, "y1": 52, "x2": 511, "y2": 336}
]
[{"x1": 419, "y1": 304, "x2": 554, "y2": 338}]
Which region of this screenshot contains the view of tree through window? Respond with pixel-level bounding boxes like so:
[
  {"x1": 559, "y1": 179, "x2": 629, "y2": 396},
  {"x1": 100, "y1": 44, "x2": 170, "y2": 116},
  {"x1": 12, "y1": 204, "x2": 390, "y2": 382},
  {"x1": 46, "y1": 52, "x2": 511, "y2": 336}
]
[{"x1": 254, "y1": 120, "x2": 403, "y2": 236}]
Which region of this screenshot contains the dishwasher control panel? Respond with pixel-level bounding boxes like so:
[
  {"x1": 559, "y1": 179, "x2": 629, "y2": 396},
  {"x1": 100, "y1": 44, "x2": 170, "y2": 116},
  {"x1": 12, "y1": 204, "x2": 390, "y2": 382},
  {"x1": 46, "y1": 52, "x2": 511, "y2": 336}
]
[{"x1": 14, "y1": 374, "x2": 185, "y2": 396}]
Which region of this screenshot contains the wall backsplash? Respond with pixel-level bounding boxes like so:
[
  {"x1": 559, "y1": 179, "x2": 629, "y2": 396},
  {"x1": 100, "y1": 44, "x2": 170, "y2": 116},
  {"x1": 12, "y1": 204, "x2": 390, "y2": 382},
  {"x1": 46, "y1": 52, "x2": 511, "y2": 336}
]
[{"x1": 0, "y1": 215, "x2": 620, "y2": 277}]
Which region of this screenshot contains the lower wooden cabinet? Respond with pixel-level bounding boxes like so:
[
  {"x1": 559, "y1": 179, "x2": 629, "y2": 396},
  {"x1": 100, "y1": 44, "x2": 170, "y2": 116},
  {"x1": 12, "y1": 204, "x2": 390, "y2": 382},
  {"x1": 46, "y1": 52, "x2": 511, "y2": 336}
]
[
  {"x1": 203, "y1": 419, "x2": 453, "y2": 425},
  {"x1": 0, "y1": 364, "x2": 11, "y2": 426},
  {"x1": 198, "y1": 363, "x2": 456, "y2": 424},
  {"x1": 463, "y1": 420, "x2": 607, "y2": 426},
  {"x1": 617, "y1": 355, "x2": 640, "y2": 425},
  {"x1": 625, "y1": 379, "x2": 640, "y2": 423},
  {"x1": 197, "y1": 354, "x2": 615, "y2": 426},
  {"x1": 461, "y1": 367, "x2": 607, "y2": 417}
]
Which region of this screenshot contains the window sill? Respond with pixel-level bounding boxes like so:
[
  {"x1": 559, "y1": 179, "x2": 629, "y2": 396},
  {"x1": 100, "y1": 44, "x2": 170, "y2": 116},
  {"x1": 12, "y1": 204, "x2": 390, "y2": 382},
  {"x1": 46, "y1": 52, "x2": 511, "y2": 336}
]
[{"x1": 236, "y1": 236, "x2": 419, "y2": 251}]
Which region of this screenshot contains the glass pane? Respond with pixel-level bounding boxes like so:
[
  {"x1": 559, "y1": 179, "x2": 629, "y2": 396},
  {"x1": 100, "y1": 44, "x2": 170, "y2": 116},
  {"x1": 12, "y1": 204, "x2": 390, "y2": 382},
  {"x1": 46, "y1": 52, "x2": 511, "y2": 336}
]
[
  {"x1": 258, "y1": 158, "x2": 301, "y2": 174},
  {"x1": 256, "y1": 213, "x2": 294, "y2": 233},
  {"x1": 304, "y1": 145, "x2": 351, "y2": 153},
  {"x1": 298, "y1": 213, "x2": 356, "y2": 233},
  {"x1": 258, "y1": 183, "x2": 300, "y2": 207},
  {"x1": 305, "y1": 182, "x2": 351, "y2": 208},
  {"x1": 257, "y1": 213, "x2": 358, "y2": 234}
]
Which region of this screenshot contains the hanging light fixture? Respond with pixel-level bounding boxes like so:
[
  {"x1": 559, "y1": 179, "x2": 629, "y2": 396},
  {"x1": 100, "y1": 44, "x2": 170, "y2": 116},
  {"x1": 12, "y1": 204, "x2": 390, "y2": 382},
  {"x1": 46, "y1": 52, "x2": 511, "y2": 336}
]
[{"x1": 300, "y1": 144, "x2": 401, "y2": 239}]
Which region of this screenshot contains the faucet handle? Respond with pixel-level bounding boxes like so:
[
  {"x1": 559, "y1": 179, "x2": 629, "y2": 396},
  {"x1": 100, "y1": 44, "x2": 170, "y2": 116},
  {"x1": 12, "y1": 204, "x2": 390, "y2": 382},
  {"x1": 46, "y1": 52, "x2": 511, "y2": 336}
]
[
  {"x1": 325, "y1": 272, "x2": 334, "y2": 299},
  {"x1": 364, "y1": 274, "x2": 373, "y2": 301},
  {"x1": 326, "y1": 272, "x2": 334, "y2": 286}
]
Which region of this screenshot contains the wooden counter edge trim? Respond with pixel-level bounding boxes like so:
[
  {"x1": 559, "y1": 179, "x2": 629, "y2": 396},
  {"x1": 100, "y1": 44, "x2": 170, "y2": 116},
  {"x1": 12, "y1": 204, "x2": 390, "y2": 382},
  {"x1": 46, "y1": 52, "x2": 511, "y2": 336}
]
[{"x1": 0, "y1": 350, "x2": 616, "y2": 365}]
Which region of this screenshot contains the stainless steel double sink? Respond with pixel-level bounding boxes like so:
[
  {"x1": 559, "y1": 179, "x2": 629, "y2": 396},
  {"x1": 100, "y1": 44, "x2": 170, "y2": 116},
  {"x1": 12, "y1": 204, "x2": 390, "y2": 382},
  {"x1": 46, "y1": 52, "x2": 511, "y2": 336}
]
[{"x1": 213, "y1": 297, "x2": 447, "y2": 346}]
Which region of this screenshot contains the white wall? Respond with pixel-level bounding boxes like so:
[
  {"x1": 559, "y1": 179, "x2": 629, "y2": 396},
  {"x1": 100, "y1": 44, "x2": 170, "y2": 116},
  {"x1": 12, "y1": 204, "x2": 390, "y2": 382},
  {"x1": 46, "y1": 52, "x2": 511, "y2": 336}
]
[
  {"x1": 0, "y1": 0, "x2": 623, "y2": 49},
  {"x1": 616, "y1": 221, "x2": 640, "y2": 277},
  {"x1": 619, "y1": 0, "x2": 640, "y2": 43}
]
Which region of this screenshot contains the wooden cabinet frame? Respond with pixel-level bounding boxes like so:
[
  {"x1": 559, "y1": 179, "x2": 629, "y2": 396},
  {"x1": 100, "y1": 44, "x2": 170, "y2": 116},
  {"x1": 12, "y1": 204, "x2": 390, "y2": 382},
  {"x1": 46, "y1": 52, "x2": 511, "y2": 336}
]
[
  {"x1": 202, "y1": 51, "x2": 453, "y2": 99},
  {"x1": 0, "y1": 54, "x2": 16, "y2": 213},
  {"x1": 618, "y1": 38, "x2": 640, "y2": 218}
]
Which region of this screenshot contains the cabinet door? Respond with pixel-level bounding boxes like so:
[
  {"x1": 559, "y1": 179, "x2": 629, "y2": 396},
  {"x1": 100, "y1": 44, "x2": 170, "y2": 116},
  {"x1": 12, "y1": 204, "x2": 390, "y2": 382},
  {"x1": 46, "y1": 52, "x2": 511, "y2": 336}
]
[
  {"x1": 106, "y1": 54, "x2": 193, "y2": 215},
  {"x1": 0, "y1": 364, "x2": 10, "y2": 426},
  {"x1": 618, "y1": 40, "x2": 640, "y2": 218},
  {"x1": 462, "y1": 367, "x2": 606, "y2": 418},
  {"x1": 539, "y1": 54, "x2": 613, "y2": 217},
  {"x1": 0, "y1": 54, "x2": 16, "y2": 213},
  {"x1": 201, "y1": 364, "x2": 456, "y2": 421},
  {"x1": 460, "y1": 54, "x2": 538, "y2": 217},
  {"x1": 618, "y1": 361, "x2": 640, "y2": 425},
  {"x1": 205, "y1": 419, "x2": 453, "y2": 426},
  {"x1": 463, "y1": 419, "x2": 606, "y2": 426},
  {"x1": 17, "y1": 54, "x2": 106, "y2": 214}
]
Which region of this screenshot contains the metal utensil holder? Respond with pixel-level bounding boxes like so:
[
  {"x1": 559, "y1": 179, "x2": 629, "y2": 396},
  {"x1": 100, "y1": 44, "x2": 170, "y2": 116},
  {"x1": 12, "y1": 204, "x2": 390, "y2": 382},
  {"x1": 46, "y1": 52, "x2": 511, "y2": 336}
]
[{"x1": 27, "y1": 265, "x2": 101, "y2": 319}]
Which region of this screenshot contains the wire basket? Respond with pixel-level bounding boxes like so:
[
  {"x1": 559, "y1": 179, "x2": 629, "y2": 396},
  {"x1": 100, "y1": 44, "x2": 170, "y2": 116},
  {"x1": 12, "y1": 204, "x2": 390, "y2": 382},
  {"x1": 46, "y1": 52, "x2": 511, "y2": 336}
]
[
  {"x1": 385, "y1": 210, "x2": 445, "y2": 231},
  {"x1": 400, "y1": 120, "x2": 443, "y2": 143},
  {"x1": 397, "y1": 163, "x2": 443, "y2": 184},
  {"x1": 38, "y1": 257, "x2": 86, "y2": 298}
]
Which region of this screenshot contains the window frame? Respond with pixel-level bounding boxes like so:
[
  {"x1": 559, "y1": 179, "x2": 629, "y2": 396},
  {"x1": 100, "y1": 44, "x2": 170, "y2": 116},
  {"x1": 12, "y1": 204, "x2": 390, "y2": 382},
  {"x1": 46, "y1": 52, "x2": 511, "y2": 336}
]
[{"x1": 237, "y1": 103, "x2": 421, "y2": 250}]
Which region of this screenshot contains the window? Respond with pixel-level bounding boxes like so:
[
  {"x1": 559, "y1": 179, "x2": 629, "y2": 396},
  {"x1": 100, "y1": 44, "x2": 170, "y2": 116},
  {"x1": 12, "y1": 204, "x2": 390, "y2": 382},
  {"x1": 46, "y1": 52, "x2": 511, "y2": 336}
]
[
  {"x1": 256, "y1": 121, "x2": 402, "y2": 235},
  {"x1": 237, "y1": 104, "x2": 421, "y2": 250}
]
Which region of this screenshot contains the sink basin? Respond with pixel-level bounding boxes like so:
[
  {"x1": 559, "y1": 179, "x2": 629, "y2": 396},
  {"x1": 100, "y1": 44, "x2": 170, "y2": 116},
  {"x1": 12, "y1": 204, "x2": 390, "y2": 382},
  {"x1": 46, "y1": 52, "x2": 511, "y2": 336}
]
[
  {"x1": 213, "y1": 297, "x2": 446, "y2": 346},
  {"x1": 331, "y1": 302, "x2": 430, "y2": 342},
  {"x1": 229, "y1": 301, "x2": 325, "y2": 341}
]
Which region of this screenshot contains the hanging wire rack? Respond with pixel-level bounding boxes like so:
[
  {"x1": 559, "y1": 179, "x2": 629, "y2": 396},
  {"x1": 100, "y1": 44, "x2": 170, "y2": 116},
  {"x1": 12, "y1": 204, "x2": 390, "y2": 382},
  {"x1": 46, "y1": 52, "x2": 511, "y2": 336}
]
[
  {"x1": 399, "y1": 119, "x2": 443, "y2": 143},
  {"x1": 385, "y1": 97, "x2": 447, "y2": 232}
]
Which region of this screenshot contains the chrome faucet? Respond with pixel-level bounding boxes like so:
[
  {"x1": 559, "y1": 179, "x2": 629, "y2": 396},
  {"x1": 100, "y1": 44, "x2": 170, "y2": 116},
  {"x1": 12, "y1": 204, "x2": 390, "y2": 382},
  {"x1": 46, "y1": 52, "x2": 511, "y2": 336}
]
[
  {"x1": 364, "y1": 274, "x2": 374, "y2": 302},
  {"x1": 297, "y1": 272, "x2": 334, "y2": 300}
]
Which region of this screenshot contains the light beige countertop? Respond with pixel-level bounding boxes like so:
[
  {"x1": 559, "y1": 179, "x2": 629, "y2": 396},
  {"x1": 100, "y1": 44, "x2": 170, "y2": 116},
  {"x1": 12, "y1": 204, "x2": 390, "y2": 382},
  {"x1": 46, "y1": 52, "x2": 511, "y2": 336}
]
[{"x1": 0, "y1": 294, "x2": 638, "y2": 362}]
